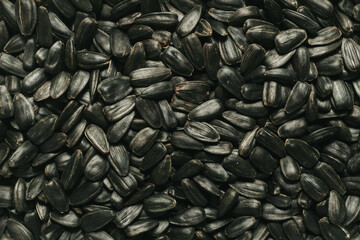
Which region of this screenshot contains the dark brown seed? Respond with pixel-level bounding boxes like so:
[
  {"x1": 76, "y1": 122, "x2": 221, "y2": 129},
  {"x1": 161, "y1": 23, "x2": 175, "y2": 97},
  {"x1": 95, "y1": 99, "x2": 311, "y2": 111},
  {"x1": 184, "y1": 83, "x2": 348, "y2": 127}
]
[
  {"x1": 203, "y1": 43, "x2": 220, "y2": 81},
  {"x1": 208, "y1": 8, "x2": 234, "y2": 23},
  {"x1": 344, "y1": 195, "x2": 360, "y2": 226},
  {"x1": 308, "y1": 26, "x2": 342, "y2": 46},
  {"x1": 14, "y1": 178, "x2": 29, "y2": 213},
  {"x1": 135, "y1": 12, "x2": 178, "y2": 30},
  {"x1": 39, "y1": 132, "x2": 67, "y2": 153},
  {"x1": 238, "y1": 126, "x2": 259, "y2": 157}
]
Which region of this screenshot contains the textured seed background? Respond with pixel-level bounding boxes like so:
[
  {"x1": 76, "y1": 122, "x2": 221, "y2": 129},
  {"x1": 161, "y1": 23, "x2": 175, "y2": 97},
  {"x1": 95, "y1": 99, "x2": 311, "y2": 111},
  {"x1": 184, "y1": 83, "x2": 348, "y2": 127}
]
[{"x1": 1, "y1": 0, "x2": 360, "y2": 239}]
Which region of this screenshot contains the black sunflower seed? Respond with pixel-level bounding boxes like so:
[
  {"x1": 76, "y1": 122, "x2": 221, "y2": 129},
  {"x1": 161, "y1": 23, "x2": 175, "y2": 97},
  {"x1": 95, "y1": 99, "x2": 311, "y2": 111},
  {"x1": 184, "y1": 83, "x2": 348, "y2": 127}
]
[
  {"x1": 300, "y1": 173, "x2": 329, "y2": 202},
  {"x1": 114, "y1": 204, "x2": 143, "y2": 228},
  {"x1": 249, "y1": 146, "x2": 278, "y2": 174},
  {"x1": 169, "y1": 207, "x2": 206, "y2": 226},
  {"x1": 217, "y1": 188, "x2": 238, "y2": 218},
  {"x1": 15, "y1": 0, "x2": 37, "y2": 37},
  {"x1": 0, "y1": 0, "x2": 17, "y2": 32},
  {"x1": 85, "y1": 124, "x2": 109, "y2": 154},
  {"x1": 69, "y1": 180, "x2": 103, "y2": 206},
  {"x1": 125, "y1": 219, "x2": 159, "y2": 237},
  {"x1": 43, "y1": 178, "x2": 68, "y2": 213},
  {"x1": 7, "y1": 218, "x2": 34, "y2": 240},
  {"x1": 0, "y1": 53, "x2": 29, "y2": 78},
  {"x1": 285, "y1": 138, "x2": 319, "y2": 168},
  {"x1": 143, "y1": 193, "x2": 177, "y2": 214},
  {"x1": 161, "y1": 46, "x2": 194, "y2": 77},
  {"x1": 176, "y1": 5, "x2": 202, "y2": 37},
  {"x1": 225, "y1": 216, "x2": 256, "y2": 238},
  {"x1": 230, "y1": 179, "x2": 268, "y2": 199},
  {"x1": 80, "y1": 210, "x2": 115, "y2": 232},
  {"x1": 275, "y1": 29, "x2": 307, "y2": 54}
]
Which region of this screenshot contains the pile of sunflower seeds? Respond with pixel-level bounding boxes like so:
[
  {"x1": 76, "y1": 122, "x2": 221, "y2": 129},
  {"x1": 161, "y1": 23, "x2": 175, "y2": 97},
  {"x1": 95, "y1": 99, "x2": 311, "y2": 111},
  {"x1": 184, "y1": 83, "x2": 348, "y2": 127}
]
[{"x1": 2, "y1": 0, "x2": 360, "y2": 239}]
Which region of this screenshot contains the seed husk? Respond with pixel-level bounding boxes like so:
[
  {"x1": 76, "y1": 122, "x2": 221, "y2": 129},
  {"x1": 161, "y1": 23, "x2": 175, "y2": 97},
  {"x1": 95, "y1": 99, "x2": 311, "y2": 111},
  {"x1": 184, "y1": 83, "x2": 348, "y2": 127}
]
[
  {"x1": 85, "y1": 124, "x2": 109, "y2": 154},
  {"x1": 80, "y1": 210, "x2": 115, "y2": 232},
  {"x1": 43, "y1": 178, "x2": 68, "y2": 213},
  {"x1": 169, "y1": 207, "x2": 206, "y2": 226}
]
